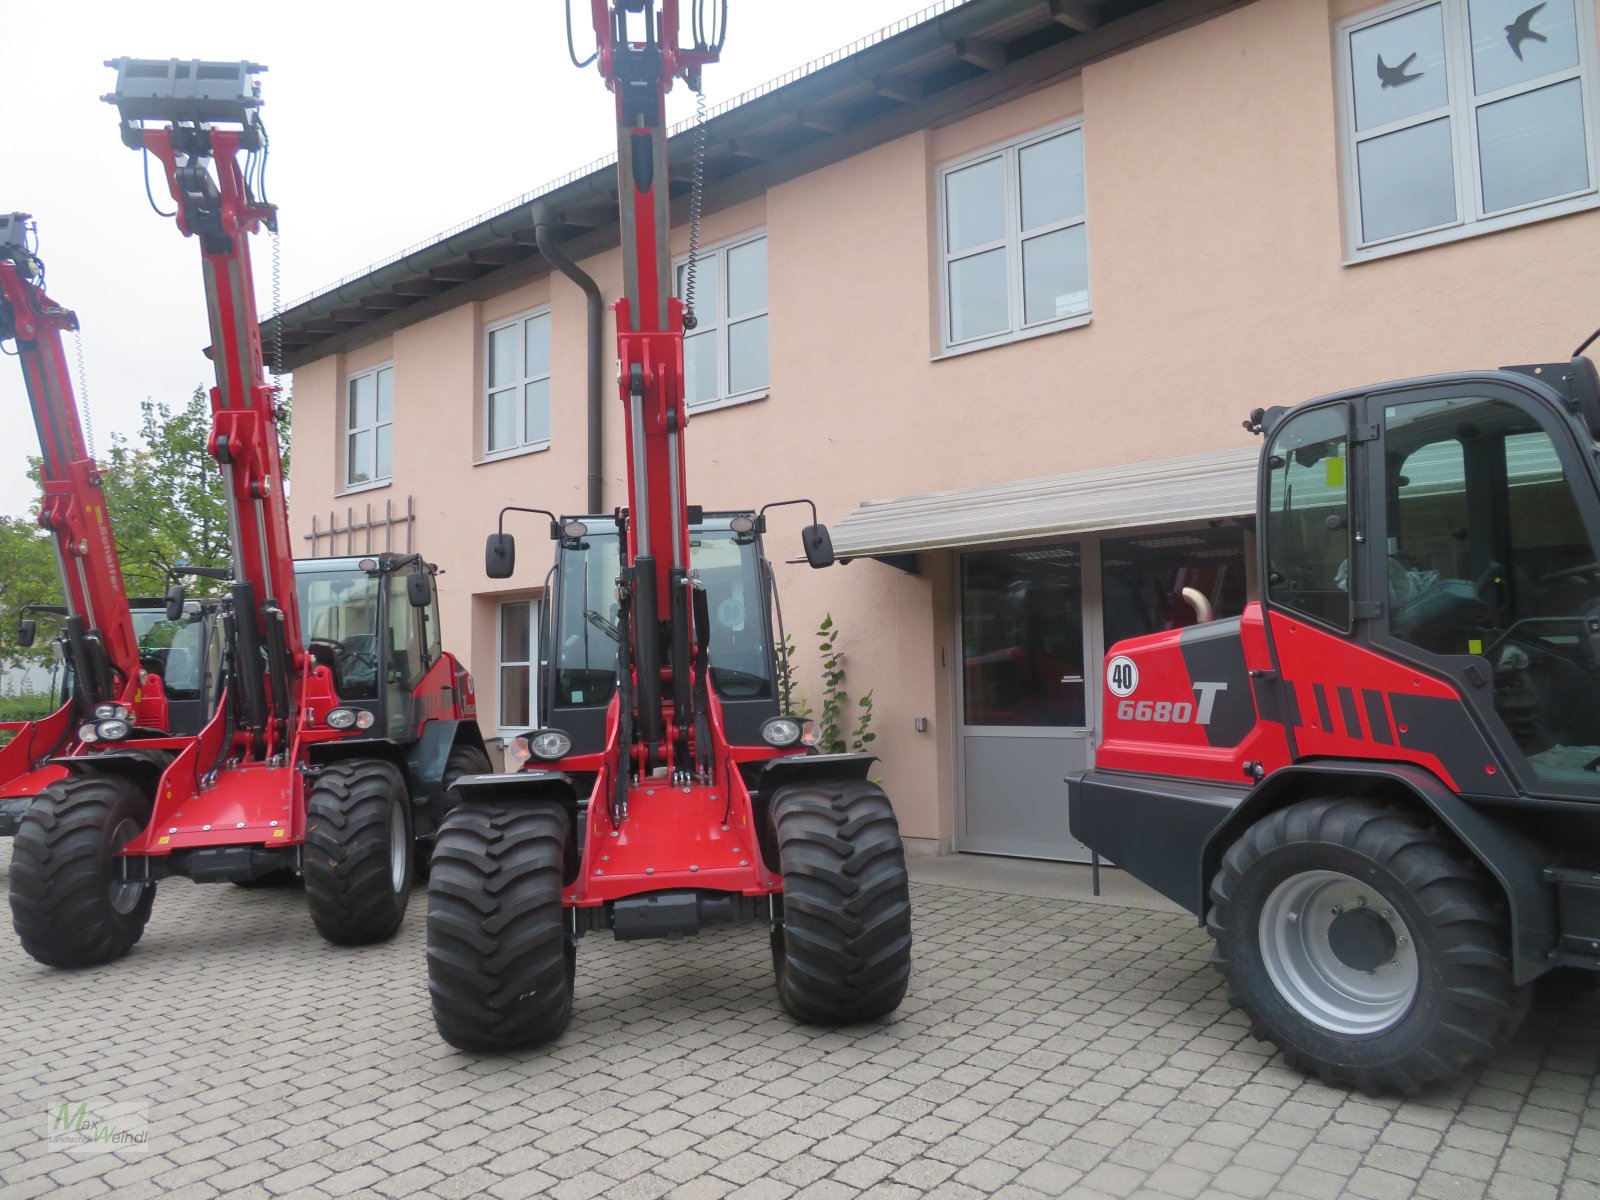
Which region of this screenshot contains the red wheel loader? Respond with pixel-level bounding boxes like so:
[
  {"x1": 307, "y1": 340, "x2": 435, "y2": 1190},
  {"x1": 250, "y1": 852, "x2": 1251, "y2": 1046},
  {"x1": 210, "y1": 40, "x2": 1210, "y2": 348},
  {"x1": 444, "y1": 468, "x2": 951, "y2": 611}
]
[
  {"x1": 425, "y1": 1, "x2": 914, "y2": 1051},
  {"x1": 0, "y1": 214, "x2": 215, "y2": 839},
  {"x1": 1070, "y1": 345, "x2": 1600, "y2": 1093},
  {"x1": 5, "y1": 62, "x2": 487, "y2": 969}
]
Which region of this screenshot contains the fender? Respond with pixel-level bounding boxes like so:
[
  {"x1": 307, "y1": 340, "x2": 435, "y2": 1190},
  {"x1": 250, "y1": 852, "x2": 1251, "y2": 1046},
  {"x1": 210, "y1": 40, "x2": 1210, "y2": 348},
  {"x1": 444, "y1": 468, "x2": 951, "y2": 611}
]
[
  {"x1": 756, "y1": 752, "x2": 877, "y2": 794},
  {"x1": 447, "y1": 770, "x2": 583, "y2": 883},
  {"x1": 448, "y1": 769, "x2": 580, "y2": 814},
  {"x1": 1204, "y1": 760, "x2": 1558, "y2": 985},
  {"x1": 55, "y1": 749, "x2": 172, "y2": 794},
  {"x1": 401, "y1": 719, "x2": 490, "y2": 822}
]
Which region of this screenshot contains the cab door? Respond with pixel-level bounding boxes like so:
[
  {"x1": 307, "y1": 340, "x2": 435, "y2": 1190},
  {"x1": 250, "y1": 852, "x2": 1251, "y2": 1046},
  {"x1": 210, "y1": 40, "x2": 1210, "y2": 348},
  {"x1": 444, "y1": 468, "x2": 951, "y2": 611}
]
[
  {"x1": 1362, "y1": 379, "x2": 1600, "y2": 802},
  {"x1": 384, "y1": 567, "x2": 427, "y2": 739}
]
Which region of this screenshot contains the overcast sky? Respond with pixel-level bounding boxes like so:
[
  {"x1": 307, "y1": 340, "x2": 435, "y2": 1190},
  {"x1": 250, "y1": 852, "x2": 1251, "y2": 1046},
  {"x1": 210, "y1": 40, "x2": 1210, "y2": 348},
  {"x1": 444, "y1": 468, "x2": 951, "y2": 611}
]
[{"x1": 0, "y1": 0, "x2": 941, "y2": 517}]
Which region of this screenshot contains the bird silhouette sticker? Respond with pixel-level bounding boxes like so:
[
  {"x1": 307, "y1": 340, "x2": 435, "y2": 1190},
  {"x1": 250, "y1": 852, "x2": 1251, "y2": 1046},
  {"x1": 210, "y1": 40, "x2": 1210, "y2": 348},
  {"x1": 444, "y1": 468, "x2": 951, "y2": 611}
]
[
  {"x1": 1506, "y1": 3, "x2": 1548, "y2": 61},
  {"x1": 1376, "y1": 52, "x2": 1423, "y2": 88}
]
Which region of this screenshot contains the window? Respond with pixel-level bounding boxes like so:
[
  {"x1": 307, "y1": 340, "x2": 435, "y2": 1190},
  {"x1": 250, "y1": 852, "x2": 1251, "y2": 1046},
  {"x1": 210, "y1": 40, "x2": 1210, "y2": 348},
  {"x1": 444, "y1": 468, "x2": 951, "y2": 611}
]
[
  {"x1": 497, "y1": 598, "x2": 540, "y2": 733},
  {"x1": 1264, "y1": 405, "x2": 1352, "y2": 632},
  {"x1": 1381, "y1": 393, "x2": 1600, "y2": 785},
  {"x1": 485, "y1": 309, "x2": 551, "y2": 456},
  {"x1": 960, "y1": 544, "x2": 1086, "y2": 728},
  {"x1": 673, "y1": 232, "x2": 769, "y2": 411},
  {"x1": 345, "y1": 365, "x2": 392, "y2": 490},
  {"x1": 939, "y1": 123, "x2": 1089, "y2": 354},
  {"x1": 1338, "y1": 0, "x2": 1597, "y2": 256}
]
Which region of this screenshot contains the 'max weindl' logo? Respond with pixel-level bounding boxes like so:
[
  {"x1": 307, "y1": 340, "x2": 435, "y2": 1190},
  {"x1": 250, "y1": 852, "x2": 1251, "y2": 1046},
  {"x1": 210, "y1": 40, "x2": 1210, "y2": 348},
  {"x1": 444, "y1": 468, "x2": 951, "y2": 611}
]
[{"x1": 45, "y1": 1099, "x2": 151, "y2": 1154}]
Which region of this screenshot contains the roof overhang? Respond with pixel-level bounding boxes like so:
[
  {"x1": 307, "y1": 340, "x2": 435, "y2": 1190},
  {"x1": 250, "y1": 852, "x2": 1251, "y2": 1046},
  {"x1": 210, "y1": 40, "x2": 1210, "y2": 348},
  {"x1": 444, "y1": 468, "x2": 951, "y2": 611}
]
[
  {"x1": 831, "y1": 444, "x2": 1260, "y2": 558},
  {"x1": 267, "y1": 0, "x2": 1249, "y2": 369}
]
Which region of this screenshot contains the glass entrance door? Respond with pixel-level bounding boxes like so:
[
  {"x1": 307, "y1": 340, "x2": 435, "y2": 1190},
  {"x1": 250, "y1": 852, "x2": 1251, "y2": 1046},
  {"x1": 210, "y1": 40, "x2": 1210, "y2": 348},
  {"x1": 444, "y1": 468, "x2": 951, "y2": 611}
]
[{"x1": 957, "y1": 542, "x2": 1094, "y2": 860}]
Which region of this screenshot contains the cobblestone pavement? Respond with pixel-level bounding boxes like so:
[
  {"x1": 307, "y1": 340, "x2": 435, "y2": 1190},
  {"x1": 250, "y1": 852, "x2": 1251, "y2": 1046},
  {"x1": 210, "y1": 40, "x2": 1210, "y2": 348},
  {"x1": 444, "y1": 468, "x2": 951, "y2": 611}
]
[{"x1": 2, "y1": 840, "x2": 1598, "y2": 1200}]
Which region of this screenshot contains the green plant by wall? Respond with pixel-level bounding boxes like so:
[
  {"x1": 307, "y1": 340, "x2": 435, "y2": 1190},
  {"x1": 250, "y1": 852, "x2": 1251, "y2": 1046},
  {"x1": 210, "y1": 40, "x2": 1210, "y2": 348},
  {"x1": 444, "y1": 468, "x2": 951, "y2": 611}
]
[
  {"x1": 773, "y1": 615, "x2": 877, "y2": 754},
  {"x1": 775, "y1": 632, "x2": 811, "y2": 718},
  {"x1": 815, "y1": 614, "x2": 875, "y2": 755}
]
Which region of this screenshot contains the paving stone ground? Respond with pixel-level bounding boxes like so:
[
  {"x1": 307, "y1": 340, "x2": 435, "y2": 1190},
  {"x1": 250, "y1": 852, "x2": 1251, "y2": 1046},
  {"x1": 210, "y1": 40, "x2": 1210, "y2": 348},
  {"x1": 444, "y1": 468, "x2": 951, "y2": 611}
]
[{"x1": 1, "y1": 839, "x2": 1598, "y2": 1200}]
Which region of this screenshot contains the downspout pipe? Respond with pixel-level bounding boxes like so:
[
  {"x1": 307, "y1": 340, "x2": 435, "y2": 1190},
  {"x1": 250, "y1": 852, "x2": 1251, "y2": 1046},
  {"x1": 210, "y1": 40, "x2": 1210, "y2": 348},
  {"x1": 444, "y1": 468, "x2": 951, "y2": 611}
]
[{"x1": 533, "y1": 203, "x2": 604, "y2": 514}]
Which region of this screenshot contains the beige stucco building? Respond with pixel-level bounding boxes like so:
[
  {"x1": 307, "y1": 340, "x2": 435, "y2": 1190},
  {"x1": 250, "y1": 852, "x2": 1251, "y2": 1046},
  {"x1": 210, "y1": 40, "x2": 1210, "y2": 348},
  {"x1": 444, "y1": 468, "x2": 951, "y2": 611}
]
[{"x1": 272, "y1": 0, "x2": 1600, "y2": 860}]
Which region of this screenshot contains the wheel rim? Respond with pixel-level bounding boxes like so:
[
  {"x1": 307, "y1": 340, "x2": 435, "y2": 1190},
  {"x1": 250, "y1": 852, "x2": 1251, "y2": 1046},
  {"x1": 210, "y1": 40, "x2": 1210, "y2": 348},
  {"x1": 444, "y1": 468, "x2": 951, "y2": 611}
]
[
  {"x1": 1258, "y1": 868, "x2": 1419, "y2": 1035},
  {"x1": 389, "y1": 799, "x2": 407, "y2": 893},
  {"x1": 108, "y1": 817, "x2": 144, "y2": 915}
]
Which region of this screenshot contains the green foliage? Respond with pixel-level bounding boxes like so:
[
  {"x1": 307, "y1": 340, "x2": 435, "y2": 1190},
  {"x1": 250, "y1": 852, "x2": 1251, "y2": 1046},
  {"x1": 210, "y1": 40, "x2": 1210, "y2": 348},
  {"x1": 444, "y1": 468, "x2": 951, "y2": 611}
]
[
  {"x1": 0, "y1": 381, "x2": 293, "y2": 673},
  {"x1": 96, "y1": 388, "x2": 232, "y2": 596},
  {"x1": 813, "y1": 613, "x2": 876, "y2": 755},
  {"x1": 0, "y1": 515, "x2": 68, "y2": 668},
  {"x1": 0, "y1": 692, "x2": 62, "y2": 722},
  {"x1": 775, "y1": 632, "x2": 811, "y2": 718}
]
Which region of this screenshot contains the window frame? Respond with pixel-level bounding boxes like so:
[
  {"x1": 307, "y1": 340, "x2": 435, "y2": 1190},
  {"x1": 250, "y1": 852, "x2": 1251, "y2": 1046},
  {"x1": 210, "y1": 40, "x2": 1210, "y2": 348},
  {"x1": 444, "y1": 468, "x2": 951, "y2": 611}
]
[
  {"x1": 342, "y1": 362, "x2": 394, "y2": 495},
  {"x1": 481, "y1": 306, "x2": 553, "y2": 462},
  {"x1": 935, "y1": 118, "x2": 1091, "y2": 358},
  {"x1": 495, "y1": 596, "x2": 541, "y2": 737},
  {"x1": 1335, "y1": 0, "x2": 1600, "y2": 262},
  {"x1": 672, "y1": 229, "x2": 770, "y2": 415}
]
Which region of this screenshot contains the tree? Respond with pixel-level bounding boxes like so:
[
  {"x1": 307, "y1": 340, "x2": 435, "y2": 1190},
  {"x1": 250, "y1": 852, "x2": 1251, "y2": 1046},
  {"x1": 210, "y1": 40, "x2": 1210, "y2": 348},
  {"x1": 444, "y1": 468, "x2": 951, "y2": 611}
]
[
  {"x1": 96, "y1": 385, "x2": 292, "y2": 596},
  {"x1": 97, "y1": 388, "x2": 232, "y2": 596},
  {"x1": 0, "y1": 514, "x2": 67, "y2": 669},
  {"x1": 0, "y1": 381, "x2": 293, "y2": 665}
]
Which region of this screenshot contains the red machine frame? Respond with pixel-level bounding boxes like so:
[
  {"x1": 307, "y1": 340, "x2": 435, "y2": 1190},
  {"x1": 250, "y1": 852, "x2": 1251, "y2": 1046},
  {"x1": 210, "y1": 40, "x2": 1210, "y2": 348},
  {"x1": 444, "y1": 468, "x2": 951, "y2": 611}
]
[{"x1": 565, "y1": 2, "x2": 777, "y2": 912}]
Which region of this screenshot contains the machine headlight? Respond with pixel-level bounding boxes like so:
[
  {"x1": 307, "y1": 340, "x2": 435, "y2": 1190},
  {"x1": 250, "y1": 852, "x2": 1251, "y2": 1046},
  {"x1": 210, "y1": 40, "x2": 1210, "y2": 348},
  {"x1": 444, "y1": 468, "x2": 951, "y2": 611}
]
[
  {"x1": 78, "y1": 723, "x2": 100, "y2": 743},
  {"x1": 93, "y1": 703, "x2": 132, "y2": 721},
  {"x1": 326, "y1": 708, "x2": 358, "y2": 730},
  {"x1": 760, "y1": 716, "x2": 803, "y2": 748},
  {"x1": 528, "y1": 729, "x2": 573, "y2": 761},
  {"x1": 96, "y1": 719, "x2": 131, "y2": 742},
  {"x1": 800, "y1": 720, "x2": 823, "y2": 748}
]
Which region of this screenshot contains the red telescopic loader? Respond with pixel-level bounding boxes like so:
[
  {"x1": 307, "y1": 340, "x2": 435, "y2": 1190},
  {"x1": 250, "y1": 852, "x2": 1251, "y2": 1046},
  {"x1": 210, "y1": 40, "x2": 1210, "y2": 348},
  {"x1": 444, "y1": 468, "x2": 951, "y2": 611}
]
[
  {"x1": 0, "y1": 214, "x2": 211, "y2": 842},
  {"x1": 1070, "y1": 344, "x2": 1600, "y2": 1093},
  {"x1": 6, "y1": 63, "x2": 488, "y2": 968},
  {"x1": 424, "y1": 1, "x2": 914, "y2": 1050}
]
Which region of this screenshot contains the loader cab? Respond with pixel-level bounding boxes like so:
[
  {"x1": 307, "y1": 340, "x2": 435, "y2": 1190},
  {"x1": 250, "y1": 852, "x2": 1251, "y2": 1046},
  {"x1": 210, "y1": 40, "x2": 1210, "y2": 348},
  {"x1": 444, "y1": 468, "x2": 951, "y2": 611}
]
[
  {"x1": 129, "y1": 598, "x2": 220, "y2": 734},
  {"x1": 1260, "y1": 360, "x2": 1600, "y2": 801},
  {"x1": 295, "y1": 554, "x2": 436, "y2": 742},
  {"x1": 543, "y1": 512, "x2": 781, "y2": 754}
]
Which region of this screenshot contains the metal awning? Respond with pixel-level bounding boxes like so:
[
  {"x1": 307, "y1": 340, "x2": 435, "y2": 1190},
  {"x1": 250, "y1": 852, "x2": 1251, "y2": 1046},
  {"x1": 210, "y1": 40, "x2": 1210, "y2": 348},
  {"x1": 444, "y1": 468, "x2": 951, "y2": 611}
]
[{"x1": 831, "y1": 445, "x2": 1260, "y2": 558}]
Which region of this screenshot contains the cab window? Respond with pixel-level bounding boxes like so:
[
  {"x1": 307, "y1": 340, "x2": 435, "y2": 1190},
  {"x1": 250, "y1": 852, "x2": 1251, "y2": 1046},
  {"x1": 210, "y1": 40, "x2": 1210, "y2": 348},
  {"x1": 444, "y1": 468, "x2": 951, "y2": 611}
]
[
  {"x1": 1383, "y1": 393, "x2": 1600, "y2": 784},
  {"x1": 1264, "y1": 405, "x2": 1352, "y2": 632}
]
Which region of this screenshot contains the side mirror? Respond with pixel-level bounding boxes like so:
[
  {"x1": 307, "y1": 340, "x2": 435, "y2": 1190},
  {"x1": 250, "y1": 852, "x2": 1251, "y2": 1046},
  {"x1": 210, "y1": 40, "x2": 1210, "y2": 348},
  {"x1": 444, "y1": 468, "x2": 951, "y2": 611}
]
[
  {"x1": 165, "y1": 583, "x2": 186, "y2": 622},
  {"x1": 801, "y1": 524, "x2": 835, "y2": 569},
  {"x1": 407, "y1": 571, "x2": 431, "y2": 608},
  {"x1": 17, "y1": 618, "x2": 36, "y2": 649},
  {"x1": 486, "y1": 533, "x2": 516, "y2": 580}
]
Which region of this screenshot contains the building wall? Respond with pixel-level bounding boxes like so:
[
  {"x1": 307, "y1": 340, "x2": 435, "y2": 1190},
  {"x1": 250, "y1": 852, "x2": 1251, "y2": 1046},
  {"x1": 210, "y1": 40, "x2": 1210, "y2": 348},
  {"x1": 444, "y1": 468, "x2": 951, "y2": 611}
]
[{"x1": 287, "y1": 0, "x2": 1600, "y2": 842}]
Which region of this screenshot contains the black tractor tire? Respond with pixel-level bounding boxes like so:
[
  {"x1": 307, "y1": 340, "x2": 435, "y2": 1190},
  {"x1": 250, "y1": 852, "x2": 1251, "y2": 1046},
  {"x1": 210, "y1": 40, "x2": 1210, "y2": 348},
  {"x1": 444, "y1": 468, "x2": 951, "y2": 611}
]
[
  {"x1": 770, "y1": 780, "x2": 912, "y2": 1024},
  {"x1": 427, "y1": 801, "x2": 574, "y2": 1051},
  {"x1": 302, "y1": 759, "x2": 412, "y2": 946},
  {"x1": 9, "y1": 774, "x2": 156, "y2": 968},
  {"x1": 1208, "y1": 797, "x2": 1529, "y2": 1095},
  {"x1": 415, "y1": 742, "x2": 495, "y2": 881}
]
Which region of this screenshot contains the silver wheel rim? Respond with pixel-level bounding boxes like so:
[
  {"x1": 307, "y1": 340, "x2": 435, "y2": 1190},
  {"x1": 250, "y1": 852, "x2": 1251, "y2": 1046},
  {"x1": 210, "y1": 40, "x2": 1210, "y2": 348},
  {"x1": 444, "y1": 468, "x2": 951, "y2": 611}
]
[
  {"x1": 108, "y1": 817, "x2": 143, "y2": 915},
  {"x1": 1258, "y1": 869, "x2": 1419, "y2": 1035},
  {"x1": 389, "y1": 799, "x2": 407, "y2": 893}
]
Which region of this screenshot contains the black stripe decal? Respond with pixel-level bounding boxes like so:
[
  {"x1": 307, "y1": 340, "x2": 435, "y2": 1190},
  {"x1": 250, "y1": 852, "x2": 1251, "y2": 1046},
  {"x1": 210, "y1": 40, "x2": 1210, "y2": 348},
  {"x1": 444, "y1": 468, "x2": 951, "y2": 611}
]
[
  {"x1": 1338, "y1": 686, "x2": 1364, "y2": 740},
  {"x1": 1312, "y1": 683, "x2": 1334, "y2": 733},
  {"x1": 1363, "y1": 689, "x2": 1393, "y2": 745},
  {"x1": 1283, "y1": 680, "x2": 1303, "y2": 728}
]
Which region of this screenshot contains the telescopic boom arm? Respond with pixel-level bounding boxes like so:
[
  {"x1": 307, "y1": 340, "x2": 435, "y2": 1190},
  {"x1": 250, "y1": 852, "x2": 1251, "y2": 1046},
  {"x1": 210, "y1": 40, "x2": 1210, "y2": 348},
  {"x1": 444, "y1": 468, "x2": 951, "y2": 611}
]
[
  {"x1": 104, "y1": 59, "x2": 301, "y2": 752},
  {"x1": 0, "y1": 213, "x2": 142, "y2": 709},
  {"x1": 589, "y1": 1, "x2": 721, "y2": 783}
]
